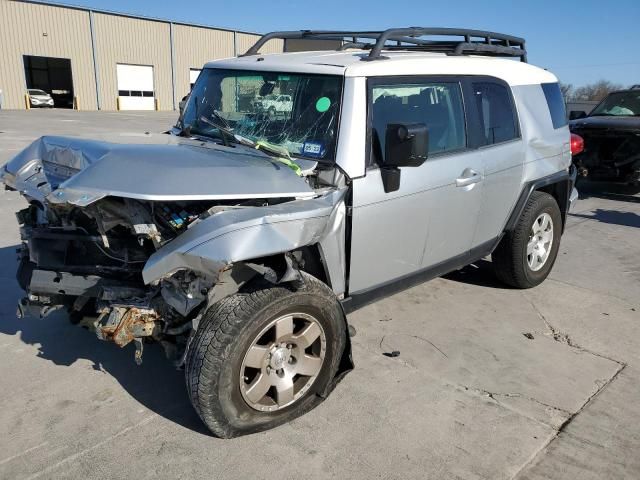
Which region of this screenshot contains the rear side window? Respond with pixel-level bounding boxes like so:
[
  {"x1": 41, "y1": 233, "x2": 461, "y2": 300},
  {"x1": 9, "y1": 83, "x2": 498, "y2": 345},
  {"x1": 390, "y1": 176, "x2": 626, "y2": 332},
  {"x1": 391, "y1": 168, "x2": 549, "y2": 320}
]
[
  {"x1": 541, "y1": 82, "x2": 568, "y2": 129},
  {"x1": 472, "y1": 82, "x2": 518, "y2": 145}
]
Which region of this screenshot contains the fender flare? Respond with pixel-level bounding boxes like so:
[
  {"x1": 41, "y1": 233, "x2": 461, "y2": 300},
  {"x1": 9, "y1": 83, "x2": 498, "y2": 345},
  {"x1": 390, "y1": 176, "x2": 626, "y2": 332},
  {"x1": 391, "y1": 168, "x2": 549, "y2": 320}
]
[{"x1": 504, "y1": 165, "x2": 577, "y2": 234}]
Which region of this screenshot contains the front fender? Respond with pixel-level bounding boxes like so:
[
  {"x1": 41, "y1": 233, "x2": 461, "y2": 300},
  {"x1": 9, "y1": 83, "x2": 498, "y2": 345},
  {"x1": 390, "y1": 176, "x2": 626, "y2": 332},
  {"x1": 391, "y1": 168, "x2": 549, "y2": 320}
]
[{"x1": 143, "y1": 189, "x2": 347, "y2": 292}]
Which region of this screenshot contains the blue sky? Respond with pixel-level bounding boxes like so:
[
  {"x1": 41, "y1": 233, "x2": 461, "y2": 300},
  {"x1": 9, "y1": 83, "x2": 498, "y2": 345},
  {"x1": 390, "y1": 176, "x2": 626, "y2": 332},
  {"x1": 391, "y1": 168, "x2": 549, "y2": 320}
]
[{"x1": 51, "y1": 0, "x2": 640, "y2": 87}]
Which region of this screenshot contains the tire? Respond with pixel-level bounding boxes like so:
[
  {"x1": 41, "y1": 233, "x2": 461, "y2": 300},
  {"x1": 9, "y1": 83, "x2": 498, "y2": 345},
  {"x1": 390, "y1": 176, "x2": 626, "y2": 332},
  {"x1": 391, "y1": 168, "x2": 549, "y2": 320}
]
[
  {"x1": 185, "y1": 272, "x2": 346, "y2": 438},
  {"x1": 492, "y1": 191, "x2": 562, "y2": 289}
]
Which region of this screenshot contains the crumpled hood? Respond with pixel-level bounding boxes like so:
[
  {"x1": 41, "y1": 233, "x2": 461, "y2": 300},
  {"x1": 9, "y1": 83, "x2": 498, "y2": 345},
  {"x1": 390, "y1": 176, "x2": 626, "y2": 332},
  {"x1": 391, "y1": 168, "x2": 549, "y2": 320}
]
[{"x1": 1, "y1": 135, "x2": 315, "y2": 206}]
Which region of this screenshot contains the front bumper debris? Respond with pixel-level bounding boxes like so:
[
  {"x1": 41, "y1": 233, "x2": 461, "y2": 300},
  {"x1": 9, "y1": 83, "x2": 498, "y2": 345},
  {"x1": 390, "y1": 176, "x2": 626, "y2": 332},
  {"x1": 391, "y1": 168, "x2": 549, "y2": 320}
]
[{"x1": 95, "y1": 306, "x2": 160, "y2": 365}]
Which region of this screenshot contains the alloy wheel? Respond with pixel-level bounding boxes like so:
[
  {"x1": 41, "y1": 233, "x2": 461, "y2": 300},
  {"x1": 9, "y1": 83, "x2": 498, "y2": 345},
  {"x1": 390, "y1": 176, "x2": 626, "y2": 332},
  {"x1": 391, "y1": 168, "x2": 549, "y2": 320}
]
[
  {"x1": 239, "y1": 313, "x2": 326, "y2": 412},
  {"x1": 527, "y1": 212, "x2": 554, "y2": 271}
]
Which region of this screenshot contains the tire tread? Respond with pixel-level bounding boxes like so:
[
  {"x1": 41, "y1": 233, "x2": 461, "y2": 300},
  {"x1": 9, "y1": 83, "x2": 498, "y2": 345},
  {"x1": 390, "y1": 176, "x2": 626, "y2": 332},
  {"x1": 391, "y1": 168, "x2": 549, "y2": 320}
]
[
  {"x1": 493, "y1": 191, "x2": 561, "y2": 289},
  {"x1": 185, "y1": 273, "x2": 344, "y2": 438}
]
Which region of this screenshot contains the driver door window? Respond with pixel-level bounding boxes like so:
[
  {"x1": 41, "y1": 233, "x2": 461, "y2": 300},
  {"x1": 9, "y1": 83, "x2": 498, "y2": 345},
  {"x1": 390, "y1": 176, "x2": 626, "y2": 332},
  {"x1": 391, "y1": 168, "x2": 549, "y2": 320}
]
[{"x1": 370, "y1": 82, "x2": 466, "y2": 165}]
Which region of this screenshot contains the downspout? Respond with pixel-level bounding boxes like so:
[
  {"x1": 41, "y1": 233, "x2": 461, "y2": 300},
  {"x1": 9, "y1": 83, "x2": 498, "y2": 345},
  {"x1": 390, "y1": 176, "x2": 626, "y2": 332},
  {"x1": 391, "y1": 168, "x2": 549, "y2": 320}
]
[
  {"x1": 169, "y1": 22, "x2": 177, "y2": 111},
  {"x1": 89, "y1": 10, "x2": 101, "y2": 110},
  {"x1": 233, "y1": 31, "x2": 237, "y2": 57}
]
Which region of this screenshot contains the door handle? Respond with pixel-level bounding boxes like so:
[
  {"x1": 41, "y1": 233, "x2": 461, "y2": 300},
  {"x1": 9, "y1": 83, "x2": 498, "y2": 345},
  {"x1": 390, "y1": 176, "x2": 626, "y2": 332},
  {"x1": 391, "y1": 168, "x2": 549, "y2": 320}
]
[{"x1": 456, "y1": 169, "x2": 482, "y2": 188}]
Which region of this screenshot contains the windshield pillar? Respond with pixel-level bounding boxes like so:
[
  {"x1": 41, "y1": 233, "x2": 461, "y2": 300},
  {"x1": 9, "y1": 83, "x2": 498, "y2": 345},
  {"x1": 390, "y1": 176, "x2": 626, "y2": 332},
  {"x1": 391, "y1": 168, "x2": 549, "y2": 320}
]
[{"x1": 335, "y1": 76, "x2": 367, "y2": 179}]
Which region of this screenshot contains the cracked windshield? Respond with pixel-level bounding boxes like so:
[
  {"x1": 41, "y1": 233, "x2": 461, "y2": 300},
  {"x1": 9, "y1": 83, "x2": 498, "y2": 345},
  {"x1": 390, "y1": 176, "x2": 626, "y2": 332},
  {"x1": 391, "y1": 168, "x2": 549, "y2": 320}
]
[
  {"x1": 180, "y1": 69, "x2": 343, "y2": 160},
  {"x1": 590, "y1": 90, "x2": 640, "y2": 116}
]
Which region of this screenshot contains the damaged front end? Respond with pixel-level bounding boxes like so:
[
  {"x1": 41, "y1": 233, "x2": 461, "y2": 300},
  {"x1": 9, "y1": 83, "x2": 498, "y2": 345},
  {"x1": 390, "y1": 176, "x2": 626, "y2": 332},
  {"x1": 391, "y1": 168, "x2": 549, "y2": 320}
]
[
  {"x1": 571, "y1": 122, "x2": 640, "y2": 184},
  {"x1": 5, "y1": 135, "x2": 348, "y2": 366}
]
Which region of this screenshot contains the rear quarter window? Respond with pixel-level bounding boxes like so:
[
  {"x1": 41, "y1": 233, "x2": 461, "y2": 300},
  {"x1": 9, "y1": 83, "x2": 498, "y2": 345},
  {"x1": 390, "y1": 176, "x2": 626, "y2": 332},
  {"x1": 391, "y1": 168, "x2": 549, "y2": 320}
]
[
  {"x1": 472, "y1": 81, "x2": 518, "y2": 145},
  {"x1": 541, "y1": 82, "x2": 568, "y2": 129}
]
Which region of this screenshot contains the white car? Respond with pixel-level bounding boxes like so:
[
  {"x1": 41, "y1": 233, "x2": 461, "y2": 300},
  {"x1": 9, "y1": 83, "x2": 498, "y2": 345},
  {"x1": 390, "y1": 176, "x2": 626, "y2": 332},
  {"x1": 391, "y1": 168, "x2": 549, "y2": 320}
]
[
  {"x1": 28, "y1": 89, "x2": 54, "y2": 108},
  {"x1": 260, "y1": 94, "x2": 293, "y2": 115}
]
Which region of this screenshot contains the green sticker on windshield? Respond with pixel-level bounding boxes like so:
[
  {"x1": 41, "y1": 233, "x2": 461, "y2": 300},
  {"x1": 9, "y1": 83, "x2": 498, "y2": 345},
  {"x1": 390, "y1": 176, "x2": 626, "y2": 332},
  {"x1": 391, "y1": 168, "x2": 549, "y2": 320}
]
[{"x1": 315, "y1": 96, "x2": 331, "y2": 112}]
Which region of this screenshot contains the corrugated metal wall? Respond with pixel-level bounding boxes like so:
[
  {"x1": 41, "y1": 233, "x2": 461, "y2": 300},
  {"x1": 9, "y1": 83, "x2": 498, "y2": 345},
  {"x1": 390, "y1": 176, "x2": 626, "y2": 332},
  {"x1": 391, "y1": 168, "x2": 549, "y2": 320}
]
[
  {"x1": 92, "y1": 13, "x2": 173, "y2": 111},
  {"x1": 236, "y1": 33, "x2": 284, "y2": 56},
  {"x1": 0, "y1": 0, "x2": 97, "y2": 110},
  {"x1": 0, "y1": 1, "x2": 284, "y2": 111},
  {"x1": 172, "y1": 24, "x2": 234, "y2": 108}
]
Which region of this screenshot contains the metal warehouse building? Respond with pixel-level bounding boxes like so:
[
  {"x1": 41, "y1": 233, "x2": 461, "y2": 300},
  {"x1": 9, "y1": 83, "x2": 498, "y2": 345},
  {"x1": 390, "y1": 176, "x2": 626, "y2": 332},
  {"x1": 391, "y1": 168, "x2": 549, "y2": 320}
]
[{"x1": 0, "y1": 0, "x2": 288, "y2": 110}]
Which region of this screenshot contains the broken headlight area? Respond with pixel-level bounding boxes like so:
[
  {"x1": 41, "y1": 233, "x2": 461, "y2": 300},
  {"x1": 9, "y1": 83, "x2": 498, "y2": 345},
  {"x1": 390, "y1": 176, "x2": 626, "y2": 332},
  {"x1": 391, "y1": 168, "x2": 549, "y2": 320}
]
[{"x1": 15, "y1": 195, "x2": 292, "y2": 364}]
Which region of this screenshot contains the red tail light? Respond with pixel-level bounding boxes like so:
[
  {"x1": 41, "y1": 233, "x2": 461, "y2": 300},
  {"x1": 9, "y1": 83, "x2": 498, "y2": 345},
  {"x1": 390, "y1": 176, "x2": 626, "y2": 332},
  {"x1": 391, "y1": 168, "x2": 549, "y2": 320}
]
[{"x1": 570, "y1": 133, "x2": 584, "y2": 155}]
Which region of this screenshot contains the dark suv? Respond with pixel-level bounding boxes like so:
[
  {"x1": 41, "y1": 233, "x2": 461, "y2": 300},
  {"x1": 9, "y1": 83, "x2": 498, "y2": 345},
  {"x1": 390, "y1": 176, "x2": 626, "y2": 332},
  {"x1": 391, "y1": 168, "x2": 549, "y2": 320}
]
[{"x1": 569, "y1": 86, "x2": 640, "y2": 185}]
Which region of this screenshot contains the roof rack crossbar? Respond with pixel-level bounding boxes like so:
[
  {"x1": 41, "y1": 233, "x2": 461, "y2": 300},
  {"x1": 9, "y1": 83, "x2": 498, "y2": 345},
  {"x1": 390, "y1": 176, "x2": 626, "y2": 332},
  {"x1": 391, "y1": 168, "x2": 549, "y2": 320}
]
[
  {"x1": 453, "y1": 42, "x2": 527, "y2": 61},
  {"x1": 242, "y1": 30, "x2": 384, "y2": 56},
  {"x1": 363, "y1": 28, "x2": 526, "y2": 61},
  {"x1": 243, "y1": 27, "x2": 527, "y2": 62}
]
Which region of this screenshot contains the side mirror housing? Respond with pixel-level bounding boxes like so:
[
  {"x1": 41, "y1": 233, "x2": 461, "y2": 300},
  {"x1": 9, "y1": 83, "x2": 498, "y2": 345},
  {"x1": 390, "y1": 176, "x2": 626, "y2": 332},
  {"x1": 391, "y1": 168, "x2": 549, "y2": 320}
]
[
  {"x1": 259, "y1": 82, "x2": 275, "y2": 97},
  {"x1": 384, "y1": 123, "x2": 429, "y2": 167},
  {"x1": 380, "y1": 123, "x2": 428, "y2": 193},
  {"x1": 569, "y1": 110, "x2": 587, "y2": 120}
]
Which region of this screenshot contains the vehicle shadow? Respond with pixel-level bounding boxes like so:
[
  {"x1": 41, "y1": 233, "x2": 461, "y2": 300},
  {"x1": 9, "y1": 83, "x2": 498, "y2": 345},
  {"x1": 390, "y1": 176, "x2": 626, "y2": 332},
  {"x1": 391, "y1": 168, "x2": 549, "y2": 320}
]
[
  {"x1": 576, "y1": 179, "x2": 640, "y2": 204},
  {"x1": 443, "y1": 258, "x2": 510, "y2": 289},
  {"x1": 0, "y1": 245, "x2": 212, "y2": 436},
  {"x1": 569, "y1": 208, "x2": 640, "y2": 229}
]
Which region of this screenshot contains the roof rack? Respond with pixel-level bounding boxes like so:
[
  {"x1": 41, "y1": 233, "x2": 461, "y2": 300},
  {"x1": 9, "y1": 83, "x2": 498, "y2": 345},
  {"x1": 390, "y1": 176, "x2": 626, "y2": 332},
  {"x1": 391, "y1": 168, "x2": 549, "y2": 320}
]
[{"x1": 243, "y1": 28, "x2": 527, "y2": 62}]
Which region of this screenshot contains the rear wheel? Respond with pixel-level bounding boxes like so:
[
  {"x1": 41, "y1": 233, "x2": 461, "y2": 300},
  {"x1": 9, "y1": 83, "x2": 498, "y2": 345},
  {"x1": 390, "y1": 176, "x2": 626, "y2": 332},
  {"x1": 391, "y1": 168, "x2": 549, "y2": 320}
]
[
  {"x1": 185, "y1": 273, "x2": 346, "y2": 438},
  {"x1": 493, "y1": 191, "x2": 562, "y2": 288}
]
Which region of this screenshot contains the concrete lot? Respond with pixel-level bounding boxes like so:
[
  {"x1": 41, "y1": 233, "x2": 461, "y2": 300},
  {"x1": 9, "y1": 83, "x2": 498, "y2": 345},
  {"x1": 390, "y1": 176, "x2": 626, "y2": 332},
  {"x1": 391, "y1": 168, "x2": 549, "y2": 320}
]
[{"x1": 0, "y1": 110, "x2": 638, "y2": 479}]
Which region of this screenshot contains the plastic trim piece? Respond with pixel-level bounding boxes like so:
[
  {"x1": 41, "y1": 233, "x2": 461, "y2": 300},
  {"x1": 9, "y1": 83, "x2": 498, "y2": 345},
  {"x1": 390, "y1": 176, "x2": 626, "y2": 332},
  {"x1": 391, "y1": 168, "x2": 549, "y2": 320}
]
[{"x1": 504, "y1": 165, "x2": 576, "y2": 234}]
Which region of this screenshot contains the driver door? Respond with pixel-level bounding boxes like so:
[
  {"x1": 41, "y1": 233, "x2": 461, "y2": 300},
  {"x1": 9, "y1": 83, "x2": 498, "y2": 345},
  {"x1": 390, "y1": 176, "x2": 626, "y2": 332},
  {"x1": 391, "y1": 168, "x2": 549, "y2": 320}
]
[{"x1": 348, "y1": 77, "x2": 483, "y2": 294}]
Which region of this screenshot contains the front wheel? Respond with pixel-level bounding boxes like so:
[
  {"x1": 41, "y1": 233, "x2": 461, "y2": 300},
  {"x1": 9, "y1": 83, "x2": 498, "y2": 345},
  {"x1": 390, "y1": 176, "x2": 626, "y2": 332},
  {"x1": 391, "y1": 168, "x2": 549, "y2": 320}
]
[
  {"x1": 185, "y1": 273, "x2": 346, "y2": 438},
  {"x1": 492, "y1": 191, "x2": 562, "y2": 288}
]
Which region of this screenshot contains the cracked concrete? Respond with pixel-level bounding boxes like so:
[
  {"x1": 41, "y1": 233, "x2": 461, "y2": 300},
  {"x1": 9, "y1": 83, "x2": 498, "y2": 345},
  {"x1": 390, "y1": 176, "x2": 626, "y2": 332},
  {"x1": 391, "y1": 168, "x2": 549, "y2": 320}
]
[
  {"x1": 0, "y1": 111, "x2": 638, "y2": 479},
  {"x1": 526, "y1": 297, "x2": 579, "y2": 347}
]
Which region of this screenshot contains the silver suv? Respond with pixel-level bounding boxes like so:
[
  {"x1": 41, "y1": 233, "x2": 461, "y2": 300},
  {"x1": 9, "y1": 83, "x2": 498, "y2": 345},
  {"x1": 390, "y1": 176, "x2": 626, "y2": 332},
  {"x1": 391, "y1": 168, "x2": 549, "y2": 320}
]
[{"x1": 2, "y1": 28, "x2": 578, "y2": 438}]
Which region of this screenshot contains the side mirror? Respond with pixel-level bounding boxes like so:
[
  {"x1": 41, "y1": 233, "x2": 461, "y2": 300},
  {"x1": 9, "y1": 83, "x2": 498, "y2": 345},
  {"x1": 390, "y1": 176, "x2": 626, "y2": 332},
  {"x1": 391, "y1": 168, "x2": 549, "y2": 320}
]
[
  {"x1": 380, "y1": 123, "x2": 428, "y2": 193},
  {"x1": 259, "y1": 82, "x2": 275, "y2": 97},
  {"x1": 569, "y1": 110, "x2": 587, "y2": 120},
  {"x1": 384, "y1": 123, "x2": 429, "y2": 167}
]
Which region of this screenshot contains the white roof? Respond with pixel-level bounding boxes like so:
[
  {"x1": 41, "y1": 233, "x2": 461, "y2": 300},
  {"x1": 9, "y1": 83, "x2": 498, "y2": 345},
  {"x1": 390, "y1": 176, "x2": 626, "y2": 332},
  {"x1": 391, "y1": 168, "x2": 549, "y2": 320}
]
[{"x1": 205, "y1": 50, "x2": 558, "y2": 86}]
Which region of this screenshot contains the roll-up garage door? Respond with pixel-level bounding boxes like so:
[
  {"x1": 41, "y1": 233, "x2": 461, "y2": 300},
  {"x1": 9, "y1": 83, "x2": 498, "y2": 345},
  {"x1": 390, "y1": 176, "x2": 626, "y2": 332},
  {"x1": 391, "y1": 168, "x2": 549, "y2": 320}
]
[
  {"x1": 117, "y1": 64, "x2": 155, "y2": 110},
  {"x1": 189, "y1": 69, "x2": 201, "y2": 90}
]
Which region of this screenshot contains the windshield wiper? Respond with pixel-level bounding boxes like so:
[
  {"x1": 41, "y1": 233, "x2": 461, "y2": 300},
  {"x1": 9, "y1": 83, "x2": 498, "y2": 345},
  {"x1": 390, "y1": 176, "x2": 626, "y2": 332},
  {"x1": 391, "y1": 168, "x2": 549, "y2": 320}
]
[
  {"x1": 197, "y1": 115, "x2": 285, "y2": 155},
  {"x1": 196, "y1": 115, "x2": 259, "y2": 149},
  {"x1": 196, "y1": 115, "x2": 235, "y2": 146},
  {"x1": 198, "y1": 117, "x2": 300, "y2": 174},
  {"x1": 211, "y1": 109, "x2": 232, "y2": 130}
]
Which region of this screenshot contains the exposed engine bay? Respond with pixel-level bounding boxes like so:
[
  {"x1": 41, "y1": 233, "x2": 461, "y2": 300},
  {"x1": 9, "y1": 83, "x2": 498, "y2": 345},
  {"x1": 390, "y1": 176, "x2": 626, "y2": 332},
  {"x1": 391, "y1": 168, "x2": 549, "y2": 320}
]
[
  {"x1": 16, "y1": 196, "x2": 296, "y2": 363},
  {"x1": 4, "y1": 135, "x2": 348, "y2": 366}
]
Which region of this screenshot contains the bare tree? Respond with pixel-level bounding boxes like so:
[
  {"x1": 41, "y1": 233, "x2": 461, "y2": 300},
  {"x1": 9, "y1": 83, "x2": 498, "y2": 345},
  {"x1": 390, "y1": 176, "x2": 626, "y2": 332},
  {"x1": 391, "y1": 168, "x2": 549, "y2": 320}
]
[
  {"x1": 559, "y1": 82, "x2": 573, "y2": 100},
  {"x1": 571, "y1": 80, "x2": 624, "y2": 101}
]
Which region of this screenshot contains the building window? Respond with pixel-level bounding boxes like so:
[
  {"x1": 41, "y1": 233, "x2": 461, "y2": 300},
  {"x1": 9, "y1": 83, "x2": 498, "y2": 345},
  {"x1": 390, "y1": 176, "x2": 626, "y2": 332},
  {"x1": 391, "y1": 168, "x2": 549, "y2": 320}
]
[{"x1": 118, "y1": 90, "x2": 154, "y2": 97}]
